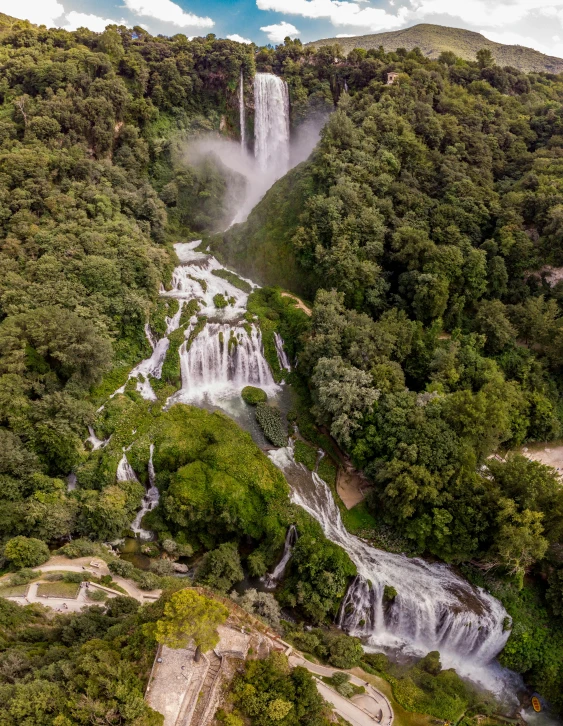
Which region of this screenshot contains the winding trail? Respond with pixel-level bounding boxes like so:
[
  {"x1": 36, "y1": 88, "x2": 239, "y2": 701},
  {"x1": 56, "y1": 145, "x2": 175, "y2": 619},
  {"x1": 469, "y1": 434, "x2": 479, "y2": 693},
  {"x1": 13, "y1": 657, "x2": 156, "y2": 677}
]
[
  {"x1": 289, "y1": 653, "x2": 393, "y2": 726},
  {"x1": 280, "y1": 291, "x2": 312, "y2": 316}
]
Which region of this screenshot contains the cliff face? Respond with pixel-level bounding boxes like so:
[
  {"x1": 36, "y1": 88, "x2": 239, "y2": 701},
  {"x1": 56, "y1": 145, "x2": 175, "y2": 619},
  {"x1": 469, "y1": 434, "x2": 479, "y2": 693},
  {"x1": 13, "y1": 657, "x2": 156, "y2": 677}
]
[
  {"x1": 211, "y1": 161, "x2": 320, "y2": 298},
  {"x1": 306, "y1": 24, "x2": 563, "y2": 74}
]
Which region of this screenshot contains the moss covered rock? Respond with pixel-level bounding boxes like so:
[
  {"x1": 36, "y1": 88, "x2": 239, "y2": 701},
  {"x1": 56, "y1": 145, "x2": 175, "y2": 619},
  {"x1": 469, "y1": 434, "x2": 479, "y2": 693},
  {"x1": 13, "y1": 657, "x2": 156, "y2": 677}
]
[{"x1": 241, "y1": 386, "x2": 268, "y2": 405}]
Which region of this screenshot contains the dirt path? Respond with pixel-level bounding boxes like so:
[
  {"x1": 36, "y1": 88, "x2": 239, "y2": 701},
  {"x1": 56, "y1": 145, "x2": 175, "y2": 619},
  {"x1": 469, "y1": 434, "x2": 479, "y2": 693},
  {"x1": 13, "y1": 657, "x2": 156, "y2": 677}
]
[
  {"x1": 337, "y1": 467, "x2": 368, "y2": 509},
  {"x1": 281, "y1": 292, "x2": 312, "y2": 316}
]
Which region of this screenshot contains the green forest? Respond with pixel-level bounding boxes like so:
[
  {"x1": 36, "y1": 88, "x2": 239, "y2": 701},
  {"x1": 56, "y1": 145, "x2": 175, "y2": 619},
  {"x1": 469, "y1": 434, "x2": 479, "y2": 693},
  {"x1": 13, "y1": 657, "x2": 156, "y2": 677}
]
[{"x1": 0, "y1": 11, "x2": 562, "y2": 725}]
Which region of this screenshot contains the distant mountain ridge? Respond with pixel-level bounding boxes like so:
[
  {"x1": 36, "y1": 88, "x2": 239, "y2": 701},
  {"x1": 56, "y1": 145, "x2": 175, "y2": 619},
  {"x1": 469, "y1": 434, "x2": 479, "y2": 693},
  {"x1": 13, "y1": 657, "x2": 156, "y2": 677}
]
[{"x1": 306, "y1": 24, "x2": 563, "y2": 74}]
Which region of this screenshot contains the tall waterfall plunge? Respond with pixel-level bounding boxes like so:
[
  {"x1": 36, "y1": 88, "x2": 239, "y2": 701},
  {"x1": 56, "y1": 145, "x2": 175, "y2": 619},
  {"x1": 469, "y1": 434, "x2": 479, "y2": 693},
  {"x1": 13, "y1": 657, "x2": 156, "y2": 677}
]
[
  {"x1": 269, "y1": 443, "x2": 513, "y2": 692},
  {"x1": 239, "y1": 69, "x2": 246, "y2": 149},
  {"x1": 254, "y1": 73, "x2": 290, "y2": 176}
]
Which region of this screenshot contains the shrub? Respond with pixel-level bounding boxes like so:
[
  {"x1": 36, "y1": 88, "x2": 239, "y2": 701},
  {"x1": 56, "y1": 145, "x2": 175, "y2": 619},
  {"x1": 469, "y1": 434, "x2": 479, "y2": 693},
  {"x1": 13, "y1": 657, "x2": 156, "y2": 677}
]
[
  {"x1": 161, "y1": 539, "x2": 193, "y2": 558},
  {"x1": 362, "y1": 652, "x2": 389, "y2": 673},
  {"x1": 150, "y1": 559, "x2": 176, "y2": 576},
  {"x1": 55, "y1": 539, "x2": 97, "y2": 559},
  {"x1": 140, "y1": 543, "x2": 160, "y2": 558},
  {"x1": 63, "y1": 572, "x2": 84, "y2": 584},
  {"x1": 106, "y1": 595, "x2": 139, "y2": 617},
  {"x1": 196, "y1": 542, "x2": 244, "y2": 592},
  {"x1": 4, "y1": 537, "x2": 50, "y2": 568},
  {"x1": 213, "y1": 293, "x2": 228, "y2": 309},
  {"x1": 384, "y1": 585, "x2": 397, "y2": 601},
  {"x1": 255, "y1": 403, "x2": 287, "y2": 447},
  {"x1": 241, "y1": 386, "x2": 267, "y2": 405},
  {"x1": 108, "y1": 559, "x2": 135, "y2": 578},
  {"x1": 132, "y1": 571, "x2": 161, "y2": 590},
  {"x1": 331, "y1": 672, "x2": 354, "y2": 697},
  {"x1": 9, "y1": 569, "x2": 38, "y2": 586},
  {"x1": 87, "y1": 589, "x2": 108, "y2": 602},
  {"x1": 324, "y1": 631, "x2": 364, "y2": 669}
]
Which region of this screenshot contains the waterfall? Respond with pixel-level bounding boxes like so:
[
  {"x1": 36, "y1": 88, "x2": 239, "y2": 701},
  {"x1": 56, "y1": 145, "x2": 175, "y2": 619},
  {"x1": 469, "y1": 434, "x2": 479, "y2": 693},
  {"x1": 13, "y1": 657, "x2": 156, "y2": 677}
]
[
  {"x1": 239, "y1": 69, "x2": 246, "y2": 148},
  {"x1": 254, "y1": 73, "x2": 290, "y2": 176},
  {"x1": 264, "y1": 525, "x2": 298, "y2": 588},
  {"x1": 269, "y1": 443, "x2": 512, "y2": 691},
  {"x1": 131, "y1": 444, "x2": 160, "y2": 540},
  {"x1": 116, "y1": 453, "x2": 139, "y2": 483},
  {"x1": 87, "y1": 426, "x2": 108, "y2": 451},
  {"x1": 274, "y1": 332, "x2": 291, "y2": 372},
  {"x1": 144, "y1": 323, "x2": 158, "y2": 350},
  {"x1": 171, "y1": 322, "x2": 279, "y2": 404}
]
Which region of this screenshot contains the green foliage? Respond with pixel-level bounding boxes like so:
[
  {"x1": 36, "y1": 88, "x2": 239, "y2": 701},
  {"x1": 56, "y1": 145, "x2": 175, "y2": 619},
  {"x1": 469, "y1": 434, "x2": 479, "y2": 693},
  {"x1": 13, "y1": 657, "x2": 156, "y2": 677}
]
[
  {"x1": 279, "y1": 532, "x2": 356, "y2": 622},
  {"x1": 384, "y1": 585, "x2": 397, "y2": 601},
  {"x1": 0, "y1": 582, "x2": 166, "y2": 724},
  {"x1": 152, "y1": 588, "x2": 228, "y2": 651},
  {"x1": 231, "y1": 588, "x2": 281, "y2": 627},
  {"x1": 305, "y1": 23, "x2": 563, "y2": 73},
  {"x1": 214, "y1": 293, "x2": 229, "y2": 309},
  {"x1": 294, "y1": 440, "x2": 317, "y2": 471},
  {"x1": 54, "y1": 538, "x2": 100, "y2": 559},
  {"x1": 363, "y1": 650, "x2": 496, "y2": 720},
  {"x1": 231, "y1": 652, "x2": 332, "y2": 726},
  {"x1": 241, "y1": 386, "x2": 268, "y2": 405},
  {"x1": 4, "y1": 536, "x2": 49, "y2": 568},
  {"x1": 287, "y1": 627, "x2": 363, "y2": 669},
  {"x1": 462, "y1": 566, "x2": 563, "y2": 712},
  {"x1": 87, "y1": 588, "x2": 108, "y2": 602},
  {"x1": 212, "y1": 268, "x2": 252, "y2": 293},
  {"x1": 256, "y1": 403, "x2": 288, "y2": 448},
  {"x1": 195, "y1": 542, "x2": 244, "y2": 592}
]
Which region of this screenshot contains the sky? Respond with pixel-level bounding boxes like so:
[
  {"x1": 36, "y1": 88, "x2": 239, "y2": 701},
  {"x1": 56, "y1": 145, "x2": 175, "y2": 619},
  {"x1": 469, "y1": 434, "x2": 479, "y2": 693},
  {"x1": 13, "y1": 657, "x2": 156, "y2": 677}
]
[{"x1": 2, "y1": 0, "x2": 563, "y2": 58}]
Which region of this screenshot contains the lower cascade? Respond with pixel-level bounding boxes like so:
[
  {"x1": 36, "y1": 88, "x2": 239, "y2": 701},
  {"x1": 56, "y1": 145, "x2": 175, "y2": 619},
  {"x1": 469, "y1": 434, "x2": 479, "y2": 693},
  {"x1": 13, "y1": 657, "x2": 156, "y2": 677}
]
[
  {"x1": 172, "y1": 322, "x2": 279, "y2": 404},
  {"x1": 269, "y1": 442, "x2": 512, "y2": 689},
  {"x1": 264, "y1": 525, "x2": 298, "y2": 589},
  {"x1": 131, "y1": 444, "x2": 160, "y2": 540}
]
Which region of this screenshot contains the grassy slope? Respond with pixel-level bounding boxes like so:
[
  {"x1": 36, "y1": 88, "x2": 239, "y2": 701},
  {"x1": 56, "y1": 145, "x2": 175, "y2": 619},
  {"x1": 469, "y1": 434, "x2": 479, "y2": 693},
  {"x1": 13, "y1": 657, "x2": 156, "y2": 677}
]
[
  {"x1": 307, "y1": 23, "x2": 563, "y2": 74},
  {"x1": 211, "y1": 162, "x2": 319, "y2": 298}
]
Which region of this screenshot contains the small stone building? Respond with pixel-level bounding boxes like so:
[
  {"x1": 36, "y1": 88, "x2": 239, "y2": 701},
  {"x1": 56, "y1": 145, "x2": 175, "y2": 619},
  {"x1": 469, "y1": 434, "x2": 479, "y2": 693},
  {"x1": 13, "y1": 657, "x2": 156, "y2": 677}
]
[{"x1": 387, "y1": 72, "x2": 399, "y2": 85}]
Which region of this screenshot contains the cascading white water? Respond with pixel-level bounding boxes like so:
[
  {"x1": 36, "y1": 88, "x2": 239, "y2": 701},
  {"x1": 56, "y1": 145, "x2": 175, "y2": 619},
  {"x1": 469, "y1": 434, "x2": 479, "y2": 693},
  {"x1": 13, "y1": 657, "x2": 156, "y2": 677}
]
[
  {"x1": 254, "y1": 73, "x2": 290, "y2": 176},
  {"x1": 264, "y1": 524, "x2": 298, "y2": 588},
  {"x1": 274, "y1": 332, "x2": 291, "y2": 372},
  {"x1": 87, "y1": 426, "x2": 108, "y2": 451},
  {"x1": 269, "y1": 442, "x2": 512, "y2": 691},
  {"x1": 173, "y1": 322, "x2": 278, "y2": 403},
  {"x1": 131, "y1": 444, "x2": 160, "y2": 540},
  {"x1": 116, "y1": 453, "x2": 139, "y2": 483},
  {"x1": 239, "y1": 69, "x2": 246, "y2": 148}
]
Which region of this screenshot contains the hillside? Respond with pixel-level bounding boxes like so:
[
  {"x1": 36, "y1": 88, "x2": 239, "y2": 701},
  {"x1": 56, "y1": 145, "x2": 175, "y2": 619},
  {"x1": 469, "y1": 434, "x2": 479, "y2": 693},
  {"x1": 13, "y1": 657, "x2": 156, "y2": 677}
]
[{"x1": 306, "y1": 23, "x2": 563, "y2": 74}]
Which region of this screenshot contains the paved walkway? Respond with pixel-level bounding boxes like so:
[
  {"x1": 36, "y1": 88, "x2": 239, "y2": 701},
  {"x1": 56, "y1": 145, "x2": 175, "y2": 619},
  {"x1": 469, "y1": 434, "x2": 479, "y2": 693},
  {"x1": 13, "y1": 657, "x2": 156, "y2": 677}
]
[
  {"x1": 1, "y1": 557, "x2": 161, "y2": 611},
  {"x1": 289, "y1": 654, "x2": 393, "y2": 726}
]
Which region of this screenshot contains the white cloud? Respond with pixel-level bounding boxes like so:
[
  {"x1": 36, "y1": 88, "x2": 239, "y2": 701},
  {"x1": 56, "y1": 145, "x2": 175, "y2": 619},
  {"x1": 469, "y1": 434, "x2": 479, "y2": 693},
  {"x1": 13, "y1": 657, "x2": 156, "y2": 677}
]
[
  {"x1": 410, "y1": 0, "x2": 542, "y2": 28},
  {"x1": 261, "y1": 21, "x2": 301, "y2": 43},
  {"x1": 256, "y1": 0, "x2": 407, "y2": 31},
  {"x1": 0, "y1": 0, "x2": 64, "y2": 27},
  {"x1": 336, "y1": 33, "x2": 356, "y2": 37},
  {"x1": 227, "y1": 33, "x2": 253, "y2": 43},
  {"x1": 63, "y1": 11, "x2": 128, "y2": 32},
  {"x1": 256, "y1": 0, "x2": 563, "y2": 55},
  {"x1": 124, "y1": 0, "x2": 214, "y2": 28}
]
